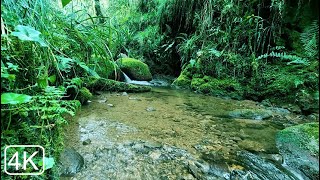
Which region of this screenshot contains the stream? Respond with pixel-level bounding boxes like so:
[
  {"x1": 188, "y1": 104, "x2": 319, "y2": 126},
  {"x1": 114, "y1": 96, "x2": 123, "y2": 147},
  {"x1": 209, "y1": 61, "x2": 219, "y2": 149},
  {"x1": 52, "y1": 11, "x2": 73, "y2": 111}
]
[{"x1": 61, "y1": 86, "x2": 309, "y2": 180}]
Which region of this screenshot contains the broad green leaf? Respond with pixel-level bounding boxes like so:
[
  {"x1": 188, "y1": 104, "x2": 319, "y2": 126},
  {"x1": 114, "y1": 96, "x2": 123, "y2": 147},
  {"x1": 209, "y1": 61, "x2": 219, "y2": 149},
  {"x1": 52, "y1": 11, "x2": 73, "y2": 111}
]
[
  {"x1": 1, "y1": 93, "x2": 32, "y2": 105},
  {"x1": 11, "y1": 25, "x2": 47, "y2": 47},
  {"x1": 61, "y1": 0, "x2": 72, "y2": 7}
]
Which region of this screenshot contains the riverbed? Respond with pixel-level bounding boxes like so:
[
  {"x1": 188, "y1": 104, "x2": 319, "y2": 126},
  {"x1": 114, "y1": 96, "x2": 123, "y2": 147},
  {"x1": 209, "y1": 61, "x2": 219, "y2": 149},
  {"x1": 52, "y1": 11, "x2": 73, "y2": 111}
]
[{"x1": 62, "y1": 87, "x2": 309, "y2": 179}]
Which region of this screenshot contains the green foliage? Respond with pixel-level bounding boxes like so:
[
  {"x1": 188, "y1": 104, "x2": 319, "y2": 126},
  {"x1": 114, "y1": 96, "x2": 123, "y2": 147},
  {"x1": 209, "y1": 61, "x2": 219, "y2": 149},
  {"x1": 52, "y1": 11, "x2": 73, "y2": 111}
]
[
  {"x1": 1, "y1": 93, "x2": 32, "y2": 105},
  {"x1": 300, "y1": 20, "x2": 319, "y2": 58},
  {"x1": 76, "y1": 87, "x2": 93, "y2": 105},
  {"x1": 256, "y1": 51, "x2": 310, "y2": 66},
  {"x1": 11, "y1": 25, "x2": 47, "y2": 47}
]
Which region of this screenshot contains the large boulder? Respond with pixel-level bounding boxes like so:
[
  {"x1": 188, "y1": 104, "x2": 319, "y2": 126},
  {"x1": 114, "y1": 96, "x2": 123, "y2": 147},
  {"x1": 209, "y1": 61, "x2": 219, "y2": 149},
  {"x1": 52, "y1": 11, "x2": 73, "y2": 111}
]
[
  {"x1": 116, "y1": 58, "x2": 152, "y2": 81},
  {"x1": 276, "y1": 122, "x2": 319, "y2": 180}
]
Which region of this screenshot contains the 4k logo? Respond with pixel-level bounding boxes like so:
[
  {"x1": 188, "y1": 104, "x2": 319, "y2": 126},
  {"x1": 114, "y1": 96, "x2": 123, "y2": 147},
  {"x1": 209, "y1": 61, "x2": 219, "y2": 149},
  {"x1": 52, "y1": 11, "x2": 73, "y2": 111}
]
[{"x1": 4, "y1": 145, "x2": 45, "y2": 175}]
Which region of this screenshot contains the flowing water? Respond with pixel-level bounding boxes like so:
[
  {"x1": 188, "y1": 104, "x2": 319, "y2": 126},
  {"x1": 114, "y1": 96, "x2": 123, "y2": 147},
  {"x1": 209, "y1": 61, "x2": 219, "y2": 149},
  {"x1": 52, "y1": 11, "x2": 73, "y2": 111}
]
[{"x1": 62, "y1": 86, "x2": 308, "y2": 180}]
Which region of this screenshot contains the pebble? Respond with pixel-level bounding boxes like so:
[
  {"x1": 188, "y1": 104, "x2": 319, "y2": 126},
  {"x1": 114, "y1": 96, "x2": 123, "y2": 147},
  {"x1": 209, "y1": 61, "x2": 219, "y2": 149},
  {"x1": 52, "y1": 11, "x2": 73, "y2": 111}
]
[
  {"x1": 83, "y1": 139, "x2": 92, "y2": 145},
  {"x1": 146, "y1": 107, "x2": 156, "y2": 112},
  {"x1": 97, "y1": 99, "x2": 107, "y2": 103},
  {"x1": 107, "y1": 104, "x2": 114, "y2": 107},
  {"x1": 149, "y1": 151, "x2": 161, "y2": 160}
]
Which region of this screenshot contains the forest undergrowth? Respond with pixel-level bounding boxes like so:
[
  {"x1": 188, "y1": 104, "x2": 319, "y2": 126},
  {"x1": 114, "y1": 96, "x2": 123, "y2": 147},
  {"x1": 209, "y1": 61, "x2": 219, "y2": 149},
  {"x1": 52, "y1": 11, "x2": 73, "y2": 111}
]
[{"x1": 1, "y1": 0, "x2": 319, "y2": 179}]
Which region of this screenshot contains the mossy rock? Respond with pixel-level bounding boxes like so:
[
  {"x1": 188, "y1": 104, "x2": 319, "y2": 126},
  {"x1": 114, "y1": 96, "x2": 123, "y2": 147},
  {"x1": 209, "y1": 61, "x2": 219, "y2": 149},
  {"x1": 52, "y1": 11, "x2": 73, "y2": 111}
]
[
  {"x1": 76, "y1": 87, "x2": 93, "y2": 105},
  {"x1": 172, "y1": 74, "x2": 191, "y2": 87},
  {"x1": 191, "y1": 77, "x2": 243, "y2": 99},
  {"x1": 116, "y1": 58, "x2": 152, "y2": 81},
  {"x1": 84, "y1": 77, "x2": 151, "y2": 93},
  {"x1": 276, "y1": 122, "x2": 319, "y2": 179}
]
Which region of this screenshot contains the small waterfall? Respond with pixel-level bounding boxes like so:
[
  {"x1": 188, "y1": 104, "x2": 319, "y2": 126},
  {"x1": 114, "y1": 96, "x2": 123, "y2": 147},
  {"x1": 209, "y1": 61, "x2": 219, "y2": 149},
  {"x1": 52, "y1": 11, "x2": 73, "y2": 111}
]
[
  {"x1": 122, "y1": 72, "x2": 170, "y2": 86},
  {"x1": 122, "y1": 72, "x2": 132, "y2": 83}
]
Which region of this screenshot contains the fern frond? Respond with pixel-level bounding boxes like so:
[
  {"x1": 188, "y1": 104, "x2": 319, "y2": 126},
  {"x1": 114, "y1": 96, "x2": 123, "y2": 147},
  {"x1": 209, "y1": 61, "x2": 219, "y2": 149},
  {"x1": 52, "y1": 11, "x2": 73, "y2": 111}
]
[{"x1": 300, "y1": 20, "x2": 319, "y2": 58}]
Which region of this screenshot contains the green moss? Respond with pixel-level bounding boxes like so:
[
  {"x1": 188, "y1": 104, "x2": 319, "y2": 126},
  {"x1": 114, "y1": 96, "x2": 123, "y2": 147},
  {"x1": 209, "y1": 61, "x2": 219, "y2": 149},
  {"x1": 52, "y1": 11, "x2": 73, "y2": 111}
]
[
  {"x1": 191, "y1": 77, "x2": 243, "y2": 98},
  {"x1": 191, "y1": 77, "x2": 205, "y2": 87},
  {"x1": 84, "y1": 77, "x2": 151, "y2": 92},
  {"x1": 116, "y1": 58, "x2": 152, "y2": 81},
  {"x1": 181, "y1": 64, "x2": 197, "y2": 78},
  {"x1": 172, "y1": 74, "x2": 191, "y2": 87},
  {"x1": 276, "y1": 122, "x2": 319, "y2": 156},
  {"x1": 76, "y1": 87, "x2": 93, "y2": 104}
]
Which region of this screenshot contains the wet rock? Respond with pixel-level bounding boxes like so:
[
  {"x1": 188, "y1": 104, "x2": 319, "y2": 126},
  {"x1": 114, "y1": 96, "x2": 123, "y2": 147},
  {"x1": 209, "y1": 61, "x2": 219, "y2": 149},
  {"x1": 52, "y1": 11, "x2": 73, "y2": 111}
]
[
  {"x1": 261, "y1": 99, "x2": 272, "y2": 107},
  {"x1": 146, "y1": 107, "x2": 156, "y2": 112},
  {"x1": 143, "y1": 141, "x2": 162, "y2": 149},
  {"x1": 187, "y1": 161, "x2": 203, "y2": 179},
  {"x1": 59, "y1": 148, "x2": 84, "y2": 177},
  {"x1": 276, "y1": 122, "x2": 319, "y2": 180},
  {"x1": 107, "y1": 104, "x2": 114, "y2": 107},
  {"x1": 307, "y1": 113, "x2": 319, "y2": 121},
  {"x1": 235, "y1": 151, "x2": 297, "y2": 180},
  {"x1": 283, "y1": 104, "x2": 301, "y2": 114},
  {"x1": 228, "y1": 109, "x2": 273, "y2": 120},
  {"x1": 180, "y1": 174, "x2": 196, "y2": 180},
  {"x1": 122, "y1": 92, "x2": 128, "y2": 96},
  {"x1": 267, "y1": 107, "x2": 290, "y2": 115},
  {"x1": 201, "y1": 150, "x2": 226, "y2": 163},
  {"x1": 82, "y1": 139, "x2": 91, "y2": 145}
]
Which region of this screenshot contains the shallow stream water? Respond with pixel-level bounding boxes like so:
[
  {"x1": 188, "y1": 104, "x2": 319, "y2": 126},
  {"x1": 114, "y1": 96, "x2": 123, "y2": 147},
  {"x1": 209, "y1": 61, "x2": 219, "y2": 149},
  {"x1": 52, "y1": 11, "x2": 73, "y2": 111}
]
[{"x1": 62, "y1": 87, "x2": 308, "y2": 180}]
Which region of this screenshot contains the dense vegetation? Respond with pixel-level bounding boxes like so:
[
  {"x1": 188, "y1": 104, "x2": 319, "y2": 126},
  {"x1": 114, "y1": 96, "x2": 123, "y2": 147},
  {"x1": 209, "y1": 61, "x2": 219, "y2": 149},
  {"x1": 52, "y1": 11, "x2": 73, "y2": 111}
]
[{"x1": 1, "y1": 0, "x2": 318, "y2": 179}]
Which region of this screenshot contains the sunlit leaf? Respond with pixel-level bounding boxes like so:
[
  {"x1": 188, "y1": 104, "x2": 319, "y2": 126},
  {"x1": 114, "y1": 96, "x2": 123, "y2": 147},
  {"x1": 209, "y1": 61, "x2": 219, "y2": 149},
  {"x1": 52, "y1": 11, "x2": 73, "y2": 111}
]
[
  {"x1": 1, "y1": 93, "x2": 32, "y2": 105},
  {"x1": 11, "y1": 25, "x2": 47, "y2": 47}
]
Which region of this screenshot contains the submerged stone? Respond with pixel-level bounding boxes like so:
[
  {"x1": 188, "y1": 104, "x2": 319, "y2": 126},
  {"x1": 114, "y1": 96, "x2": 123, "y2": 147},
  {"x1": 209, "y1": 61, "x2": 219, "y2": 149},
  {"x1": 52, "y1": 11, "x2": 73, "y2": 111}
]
[
  {"x1": 59, "y1": 148, "x2": 84, "y2": 177},
  {"x1": 228, "y1": 108, "x2": 273, "y2": 120}
]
